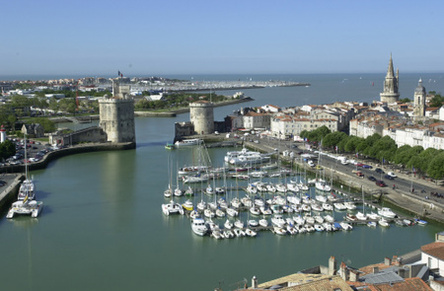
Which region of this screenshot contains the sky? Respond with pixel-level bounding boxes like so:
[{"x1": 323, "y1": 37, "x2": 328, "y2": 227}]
[{"x1": 1, "y1": 0, "x2": 444, "y2": 77}]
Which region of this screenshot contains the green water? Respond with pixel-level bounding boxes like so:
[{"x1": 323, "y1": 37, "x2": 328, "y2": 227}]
[{"x1": 0, "y1": 117, "x2": 441, "y2": 291}]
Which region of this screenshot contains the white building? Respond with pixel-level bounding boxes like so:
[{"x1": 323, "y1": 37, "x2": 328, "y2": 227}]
[{"x1": 421, "y1": 232, "x2": 444, "y2": 277}]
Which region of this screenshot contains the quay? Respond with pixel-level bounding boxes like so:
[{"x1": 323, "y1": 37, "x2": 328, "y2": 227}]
[{"x1": 185, "y1": 133, "x2": 444, "y2": 224}]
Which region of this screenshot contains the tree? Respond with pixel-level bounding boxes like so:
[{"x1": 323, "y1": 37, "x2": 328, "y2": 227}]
[
  {"x1": 344, "y1": 136, "x2": 362, "y2": 153},
  {"x1": 429, "y1": 94, "x2": 444, "y2": 108},
  {"x1": 322, "y1": 131, "x2": 347, "y2": 149},
  {"x1": 0, "y1": 140, "x2": 16, "y2": 160},
  {"x1": 427, "y1": 151, "x2": 444, "y2": 180}
]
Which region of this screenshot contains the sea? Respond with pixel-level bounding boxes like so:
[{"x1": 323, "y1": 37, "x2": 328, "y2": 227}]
[{"x1": 0, "y1": 73, "x2": 443, "y2": 291}]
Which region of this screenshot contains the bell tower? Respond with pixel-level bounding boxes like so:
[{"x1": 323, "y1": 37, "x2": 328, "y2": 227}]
[{"x1": 413, "y1": 78, "x2": 426, "y2": 117}]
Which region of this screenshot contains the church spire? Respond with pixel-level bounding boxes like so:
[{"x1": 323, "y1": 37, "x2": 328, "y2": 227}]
[{"x1": 380, "y1": 54, "x2": 400, "y2": 103}]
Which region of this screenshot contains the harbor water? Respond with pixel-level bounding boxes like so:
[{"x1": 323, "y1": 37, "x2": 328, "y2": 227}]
[{"x1": 1, "y1": 73, "x2": 444, "y2": 291}]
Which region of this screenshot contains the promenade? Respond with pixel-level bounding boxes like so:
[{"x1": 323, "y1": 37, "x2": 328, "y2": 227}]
[{"x1": 193, "y1": 133, "x2": 444, "y2": 224}]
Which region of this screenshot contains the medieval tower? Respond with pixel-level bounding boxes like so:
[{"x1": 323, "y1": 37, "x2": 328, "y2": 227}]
[
  {"x1": 99, "y1": 78, "x2": 136, "y2": 145},
  {"x1": 190, "y1": 100, "x2": 214, "y2": 135},
  {"x1": 413, "y1": 78, "x2": 426, "y2": 118},
  {"x1": 380, "y1": 54, "x2": 400, "y2": 103}
]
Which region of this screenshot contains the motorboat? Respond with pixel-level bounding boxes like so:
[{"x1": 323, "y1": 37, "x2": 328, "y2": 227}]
[
  {"x1": 248, "y1": 219, "x2": 259, "y2": 227},
  {"x1": 304, "y1": 214, "x2": 315, "y2": 225},
  {"x1": 259, "y1": 218, "x2": 269, "y2": 227},
  {"x1": 415, "y1": 218, "x2": 428, "y2": 225},
  {"x1": 189, "y1": 210, "x2": 200, "y2": 219},
  {"x1": 271, "y1": 215, "x2": 286, "y2": 228},
  {"x1": 249, "y1": 206, "x2": 261, "y2": 216},
  {"x1": 378, "y1": 218, "x2": 390, "y2": 227},
  {"x1": 314, "y1": 224, "x2": 324, "y2": 232},
  {"x1": 273, "y1": 226, "x2": 287, "y2": 235},
  {"x1": 367, "y1": 221, "x2": 377, "y2": 227},
  {"x1": 314, "y1": 215, "x2": 324, "y2": 224},
  {"x1": 378, "y1": 207, "x2": 397, "y2": 219},
  {"x1": 191, "y1": 218, "x2": 208, "y2": 236},
  {"x1": 324, "y1": 214, "x2": 335, "y2": 223},
  {"x1": 175, "y1": 138, "x2": 203, "y2": 147},
  {"x1": 322, "y1": 203, "x2": 333, "y2": 211},
  {"x1": 245, "y1": 228, "x2": 257, "y2": 237},
  {"x1": 204, "y1": 209, "x2": 215, "y2": 218},
  {"x1": 345, "y1": 213, "x2": 357, "y2": 221},
  {"x1": 333, "y1": 202, "x2": 347, "y2": 211},
  {"x1": 344, "y1": 201, "x2": 357, "y2": 210},
  {"x1": 224, "y1": 219, "x2": 234, "y2": 229},
  {"x1": 182, "y1": 199, "x2": 194, "y2": 211},
  {"x1": 234, "y1": 219, "x2": 244, "y2": 229},
  {"x1": 161, "y1": 200, "x2": 184, "y2": 216},
  {"x1": 339, "y1": 222, "x2": 353, "y2": 231},
  {"x1": 226, "y1": 207, "x2": 239, "y2": 217},
  {"x1": 6, "y1": 200, "x2": 43, "y2": 219},
  {"x1": 215, "y1": 209, "x2": 226, "y2": 218},
  {"x1": 366, "y1": 212, "x2": 380, "y2": 220},
  {"x1": 315, "y1": 181, "x2": 331, "y2": 192}
]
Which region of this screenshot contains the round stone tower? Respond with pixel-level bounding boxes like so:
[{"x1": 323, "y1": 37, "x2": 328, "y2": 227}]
[
  {"x1": 99, "y1": 78, "x2": 136, "y2": 144},
  {"x1": 190, "y1": 100, "x2": 214, "y2": 135}
]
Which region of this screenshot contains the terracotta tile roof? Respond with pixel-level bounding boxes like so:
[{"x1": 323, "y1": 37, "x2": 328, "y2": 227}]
[
  {"x1": 421, "y1": 241, "x2": 444, "y2": 260},
  {"x1": 349, "y1": 278, "x2": 431, "y2": 291},
  {"x1": 256, "y1": 274, "x2": 353, "y2": 291}
]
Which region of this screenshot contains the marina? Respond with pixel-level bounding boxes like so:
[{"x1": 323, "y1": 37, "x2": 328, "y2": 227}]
[{"x1": 1, "y1": 75, "x2": 444, "y2": 291}]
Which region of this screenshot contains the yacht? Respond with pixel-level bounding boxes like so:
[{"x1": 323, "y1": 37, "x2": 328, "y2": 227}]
[
  {"x1": 162, "y1": 200, "x2": 184, "y2": 216},
  {"x1": 378, "y1": 207, "x2": 397, "y2": 219},
  {"x1": 191, "y1": 218, "x2": 208, "y2": 236},
  {"x1": 6, "y1": 200, "x2": 43, "y2": 219},
  {"x1": 175, "y1": 138, "x2": 203, "y2": 147},
  {"x1": 17, "y1": 179, "x2": 35, "y2": 201}
]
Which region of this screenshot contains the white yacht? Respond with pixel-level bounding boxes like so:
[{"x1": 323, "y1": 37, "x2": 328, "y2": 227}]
[
  {"x1": 17, "y1": 179, "x2": 35, "y2": 201},
  {"x1": 378, "y1": 207, "x2": 397, "y2": 219},
  {"x1": 191, "y1": 218, "x2": 208, "y2": 236},
  {"x1": 175, "y1": 138, "x2": 203, "y2": 147},
  {"x1": 161, "y1": 200, "x2": 184, "y2": 216},
  {"x1": 6, "y1": 200, "x2": 43, "y2": 219}
]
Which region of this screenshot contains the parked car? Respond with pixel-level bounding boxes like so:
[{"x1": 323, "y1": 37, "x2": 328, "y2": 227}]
[
  {"x1": 356, "y1": 163, "x2": 364, "y2": 167},
  {"x1": 384, "y1": 174, "x2": 394, "y2": 180},
  {"x1": 376, "y1": 180, "x2": 387, "y2": 187},
  {"x1": 367, "y1": 176, "x2": 376, "y2": 181},
  {"x1": 375, "y1": 168, "x2": 385, "y2": 174},
  {"x1": 355, "y1": 171, "x2": 364, "y2": 177},
  {"x1": 387, "y1": 172, "x2": 397, "y2": 178},
  {"x1": 362, "y1": 164, "x2": 373, "y2": 169}
]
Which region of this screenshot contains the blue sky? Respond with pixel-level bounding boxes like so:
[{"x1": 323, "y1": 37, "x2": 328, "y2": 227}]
[{"x1": 2, "y1": 0, "x2": 444, "y2": 76}]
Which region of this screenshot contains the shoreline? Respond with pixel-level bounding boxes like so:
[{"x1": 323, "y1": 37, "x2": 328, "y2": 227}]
[{"x1": 134, "y1": 96, "x2": 254, "y2": 117}]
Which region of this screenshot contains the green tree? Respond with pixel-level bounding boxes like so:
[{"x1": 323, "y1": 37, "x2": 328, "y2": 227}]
[
  {"x1": 427, "y1": 151, "x2": 444, "y2": 180},
  {"x1": 429, "y1": 94, "x2": 444, "y2": 108},
  {"x1": 0, "y1": 140, "x2": 16, "y2": 160},
  {"x1": 322, "y1": 131, "x2": 347, "y2": 149},
  {"x1": 32, "y1": 118, "x2": 56, "y2": 133}
]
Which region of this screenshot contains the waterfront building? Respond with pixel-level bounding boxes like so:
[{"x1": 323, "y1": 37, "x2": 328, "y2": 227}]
[
  {"x1": 380, "y1": 54, "x2": 400, "y2": 103},
  {"x1": 242, "y1": 111, "x2": 271, "y2": 130},
  {"x1": 421, "y1": 232, "x2": 444, "y2": 278}
]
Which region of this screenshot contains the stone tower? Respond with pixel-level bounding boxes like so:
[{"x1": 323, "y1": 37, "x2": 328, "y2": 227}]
[
  {"x1": 99, "y1": 78, "x2": 136, "y2": 144},
  {"x1": 190, "y1": 100, "x2": 214, "y2": 135},
  {"x1": 413, "y1": 78, "x2": 426, "y2": 117},
  {"x1": 380, "y1": 54, "x2": 400, "y2": 103}
]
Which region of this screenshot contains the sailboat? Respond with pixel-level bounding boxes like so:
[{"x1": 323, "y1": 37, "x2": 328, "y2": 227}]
[
  {"x1": 18, "y1": 135, "x2": 35, "y2": 201},
  {"x1": 7, "y1": 134, "x2": 43, "y2": 219}
]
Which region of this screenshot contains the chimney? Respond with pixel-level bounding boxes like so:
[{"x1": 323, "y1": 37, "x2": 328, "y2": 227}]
[
  {"x1": 384, "y1": 257, "x2": 392, "y2": 266},
  {"x1": 373, "y1": 266, "x2": 379, "y2": 274},
  {"x1": 252, "y1": 276, "x2": 258, "y2": 289},
  {"x1": 340, "y1": 262, "x2": 349, "y2": 281},
  {"x1": 349, "y1": 269, "x2": 360, "y2": 282},
  {"x1": 329, "y1": 256, "x2": 337, "y2": 275}
]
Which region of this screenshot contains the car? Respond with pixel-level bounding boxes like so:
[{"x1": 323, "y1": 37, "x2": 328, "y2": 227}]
[
  {"x1": 362, "y1": 164, "x2": 373, "y2": 169},
  {"x1": 375, "y1": 168, "x2": 385, "y2": 174},
  {"x1": 367, "y1": 176, "x2": 376, "y2": 181},
  {"x1": 376, "y1": 180, "x2": 387, "y2": 187},
  {"x1": 384, "y1": 174, "x2": 394, "y2": 180},
  {"x1": 214, "y1": 131, "x2": 219, "y2": 135},
  {"x1": 387, "y1": 172, "x2": 397, "y2": 178},
  {"x1": 356, "y1": 163, "x2": 364, "y2": 167},
  {"x1": 355, "y1": 171, "x2": 364, "y2": 177}
]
